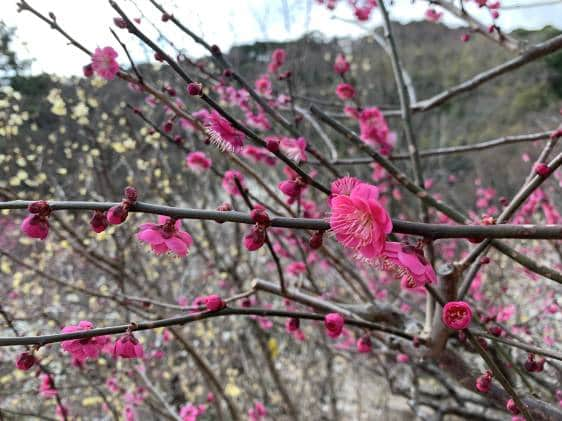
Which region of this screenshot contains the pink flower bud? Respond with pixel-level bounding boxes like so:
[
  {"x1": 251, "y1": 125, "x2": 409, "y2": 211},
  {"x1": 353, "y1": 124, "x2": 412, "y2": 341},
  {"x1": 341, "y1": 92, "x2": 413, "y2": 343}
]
[
  {"x1": 154, "y1": 51, "x2": 165, "y2": 62},
  {"x1": 107, "y1": 205, "x2": 128, "y2": 225},
  {"x1": 161, "y1": 13, "x2": 171, "y2": 22},
  {"x1": 21, "y1": 214, "x2": 49, "y2": 240},
  {"x1": 113, "y1": 333, "x2": 144, "y2": 359},
  {"x1": 243, "y1": 225, "x2": 267, "y2": 251},
  {"x1": 357, "y1": 336, "x2": 372, "y2": 353},
  {"x1": 335, "y1": 83, "x2": 356, "y2": 100},
  {"x1": 250, "y1": 206, "x2": 270, "y2": 226},
  {"x1": 442, "y1": 301, "x2": 472, "y2": 330},
  {"x1": 15, "y1": 352, "x2": 36, "y2": 371},
  {"x1": 506, "y1": 399, "x2": 520, "y2": 415},
  {"x1": 333, "y1": 53, "x2": 350, "y2": 75},
  {"x1": 476, "y1": 370, "x2": 493, "y2": 393},
  {"x1": 396, "y1": 353, "x2": 410, "y2": 363},
  {"x1": 534, "y1": 163, "x2": 551, "y2": 177},
  {"x1": 285, "y1": 317, "x2": 300, "y2": 333},
  {"x1": 461, "y1": 33, "x2": 471, "y2": 42},
  {"x1": 279, "y1": 179, "x2": 302, "y2": 198},
  {"x1": 324, "y1": 313, "x2": 344, "y2": 338},
  {"x1": 204, "y1": 295, "x2": 225, "y2": 312},
  {"x1": 187, "y1": 82, "x2": 203, "y2": 96}
]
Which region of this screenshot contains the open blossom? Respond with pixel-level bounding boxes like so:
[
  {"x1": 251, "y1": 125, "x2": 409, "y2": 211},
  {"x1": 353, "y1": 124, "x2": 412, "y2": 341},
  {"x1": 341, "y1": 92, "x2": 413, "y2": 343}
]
[
  {"x1": 137, "y1": 216, "x2": 193, "y2": 257},
  {"x1": 205, "y1": 111, "x2": 245, "y2": 153},
  {"x1": 377, "y1": 242, "x2": 436, "y2": 289},
  {"x1": 334, "y1": 53, "x2": 350, "y2": 75},
  {"x1": 324, "y1": 313, "x2": 345, "y2": 338},
  {"x1": 358, "y1": 107, "x2": 397, "y2": 155},
  {"x1": 91, "y1": 47, "x2": 119, "y2": 80},
  {"x1": 242, "y1": 145, "x2": 276, "y2": 166},
  {"x1": 330, "y1": 176, "x2": 361, "y2": 198},
  {"x1": 442, "y1": 301, "x2": 473, "y2": 330},
  {"x1": 425, "y1": 8, "x2": 443, "y2": 22},
  {"x1": 186, "y1": 151, "x2": 212, "y2": 173},
  {"x1": 222, "y1": 170, "x2": 246, "y2": 196},
  {"x1": 330, "y1": 182, "x2": 393, "y2": 258},
  {"x1": 113, "y1": 333, "x2": 144, "y2": 359},
  {"x1": 61, "y1": 320, "x2": 111, "y2": 363},
  {"x1": 336, "y1": 83, "x2": 356, "y2": 100},
  {"x1": 279, "y1": 136, "x2": 307, "y2": 163}
]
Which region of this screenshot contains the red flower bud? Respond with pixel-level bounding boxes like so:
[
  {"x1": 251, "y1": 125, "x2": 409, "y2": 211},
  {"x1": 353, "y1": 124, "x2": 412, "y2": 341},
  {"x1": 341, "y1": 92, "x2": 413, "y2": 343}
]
[
  {"x1": 187, "y1": 82, "x2": 203, "y2": 96},
  {"x1": 15, "y1": 352, "x2": 36, "y2": 371}
]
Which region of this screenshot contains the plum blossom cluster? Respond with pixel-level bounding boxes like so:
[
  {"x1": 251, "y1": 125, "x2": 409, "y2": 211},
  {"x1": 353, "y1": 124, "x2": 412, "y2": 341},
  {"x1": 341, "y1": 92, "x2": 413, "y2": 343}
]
[
  {"x1": 57, "y1": 321, "x2": 144, "y2": 365},
  {"x1": 329, "y1": 177, "x2": 438, "y2": 290}
]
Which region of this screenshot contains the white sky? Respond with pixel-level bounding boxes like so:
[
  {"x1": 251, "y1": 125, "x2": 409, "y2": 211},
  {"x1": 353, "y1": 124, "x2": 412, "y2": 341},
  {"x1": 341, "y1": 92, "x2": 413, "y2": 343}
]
[{"x1": 5, "y1": 0, "x2": 562, "y2": 76}]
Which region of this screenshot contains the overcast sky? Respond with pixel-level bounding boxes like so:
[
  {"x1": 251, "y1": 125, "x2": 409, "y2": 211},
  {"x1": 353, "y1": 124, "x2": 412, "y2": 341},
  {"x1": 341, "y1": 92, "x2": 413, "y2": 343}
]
[{"x1": 5, "y1": 0, "x2": 562, "y2": 76}]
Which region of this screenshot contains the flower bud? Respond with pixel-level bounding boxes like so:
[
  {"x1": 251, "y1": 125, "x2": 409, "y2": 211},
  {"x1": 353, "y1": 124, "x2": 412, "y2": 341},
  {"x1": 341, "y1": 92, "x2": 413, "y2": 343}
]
[
  {"x1": 15, "y1": 352, "x2": 36, "y2": 371},
  {"x1": 187, "y1": 82, "x2": 203, "y2": 96},
  {"x1": 204, "y1": 295, "x2": 225, "y2": 312}
]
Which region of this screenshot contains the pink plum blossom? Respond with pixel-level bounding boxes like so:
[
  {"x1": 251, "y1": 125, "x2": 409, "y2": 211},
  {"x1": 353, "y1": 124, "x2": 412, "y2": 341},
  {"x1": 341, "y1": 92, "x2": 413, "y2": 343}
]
[
  {"x1": 137, "y1": 216, "x2": 193, "y2": 257},
  {"x1": 91, "y1": 47, "x2": 119, "y2": 80},
  {"x1": 330, "y1": 182, "x2": 393, "y2": 258}
]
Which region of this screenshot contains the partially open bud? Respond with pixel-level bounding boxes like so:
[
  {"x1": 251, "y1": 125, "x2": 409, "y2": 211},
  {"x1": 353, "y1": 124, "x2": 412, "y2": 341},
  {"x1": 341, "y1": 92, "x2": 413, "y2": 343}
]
[
  {"x1": 475, "y1": 370, "x2": 492, "y2": 393},
  {"x1": 243, "y1": 225, "x2": 267, "y2": 251}
]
